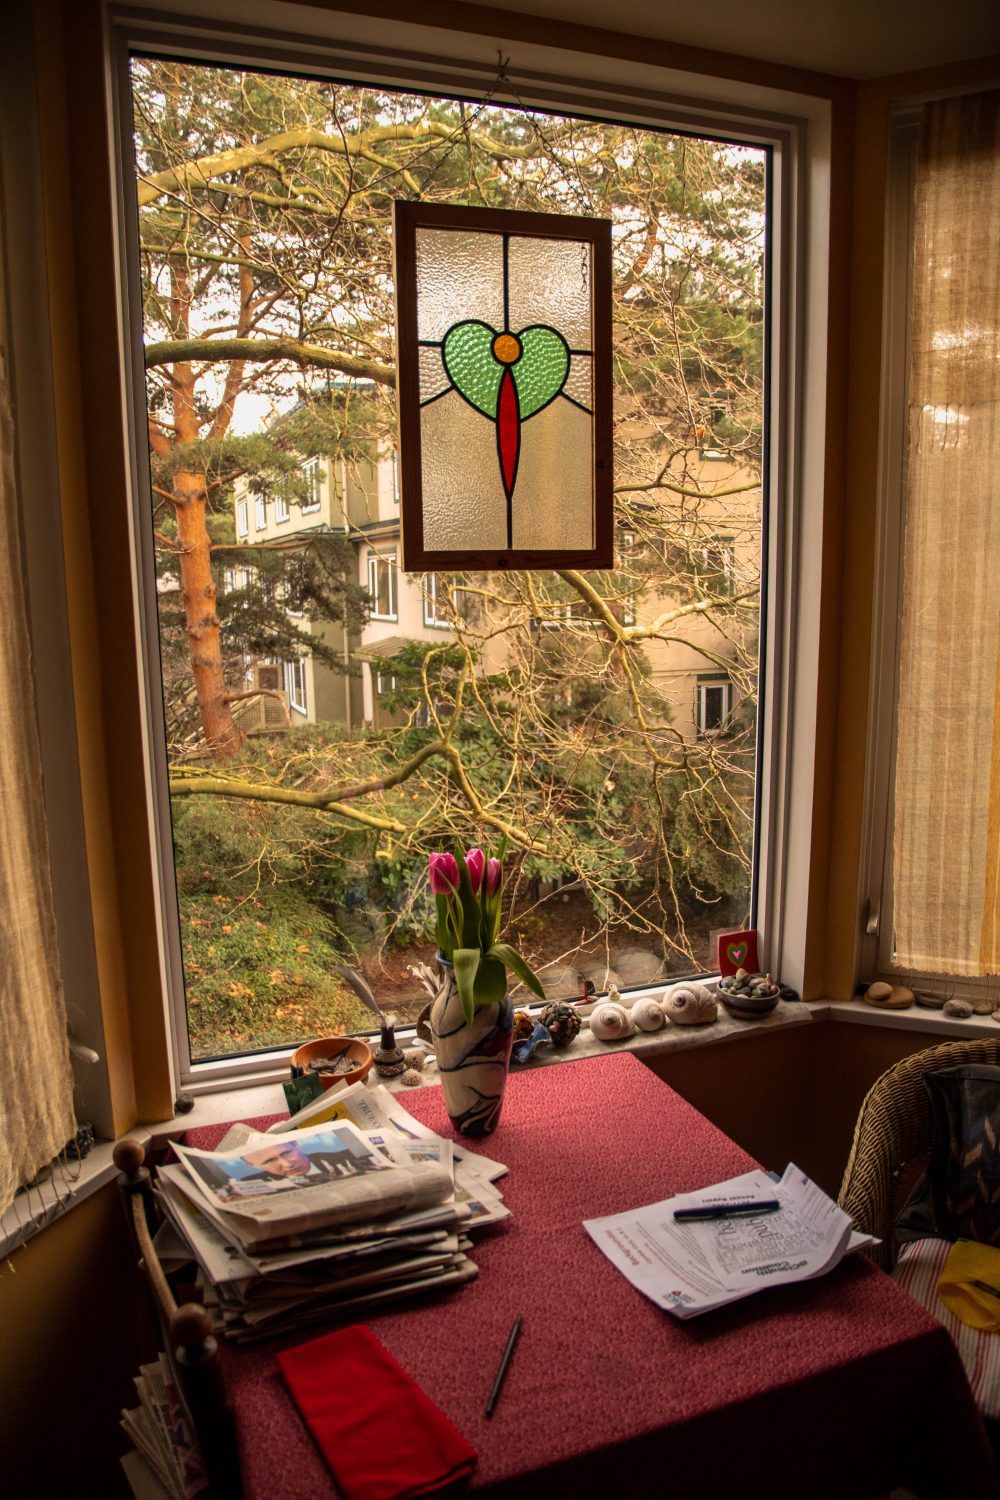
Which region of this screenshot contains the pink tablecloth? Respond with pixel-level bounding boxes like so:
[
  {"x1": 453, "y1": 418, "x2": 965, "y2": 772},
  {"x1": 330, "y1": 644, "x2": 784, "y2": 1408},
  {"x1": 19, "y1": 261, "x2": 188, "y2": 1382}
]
[{"x1": 187, "y1": 1053, "x2": 997, "y2": 1500}]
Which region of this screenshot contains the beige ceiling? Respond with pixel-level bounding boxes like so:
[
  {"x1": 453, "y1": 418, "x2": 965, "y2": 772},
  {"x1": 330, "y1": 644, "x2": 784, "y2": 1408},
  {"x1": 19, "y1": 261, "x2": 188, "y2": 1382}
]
[{"x1": 470, "y1": 0, "x2": 1000, "y2": 80}]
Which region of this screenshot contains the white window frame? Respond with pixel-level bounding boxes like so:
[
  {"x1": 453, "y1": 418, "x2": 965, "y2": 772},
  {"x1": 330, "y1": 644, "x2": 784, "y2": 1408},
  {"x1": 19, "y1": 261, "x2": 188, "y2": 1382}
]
[
  {"x1": 368, "y1": 550, "x2": 398, "y2": 621},
  {"x1": 696, "y1": 675, "x2": 734, "y2": 737},
  {"x1": 254, "y1": 495, "x2": 267, "y2": 530},
  {"x1": 376, "y1": 669, "x2": 398, "y2": 695},
  {"x1": 423, "y1": 572, "x2": 459, "y2": 629},
  {"x1": 275, "y1": 493, "x2": 290, "y2": 524},
  {"x1": 301, "y1": 457, "x2": 322, "y2": 514},
  {"x1": 109, "y1": 7, "x2": 832, "y2": 1092},
  {"x1": 236, "y1": 496, "x2": 249, "y2": 538},
  {"x1": 701, "y1": 537, "x2": 737, "y2": 596},
  {"x1": 284, "y1": 658, "x2": 307, "y2": 715}
]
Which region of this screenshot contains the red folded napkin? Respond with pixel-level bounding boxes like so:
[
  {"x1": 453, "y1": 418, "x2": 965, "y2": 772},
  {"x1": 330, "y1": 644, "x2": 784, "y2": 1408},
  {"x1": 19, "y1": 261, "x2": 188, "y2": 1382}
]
[{"x1": 277, "y1": 1325, "x2": 477, "y2": 1500}]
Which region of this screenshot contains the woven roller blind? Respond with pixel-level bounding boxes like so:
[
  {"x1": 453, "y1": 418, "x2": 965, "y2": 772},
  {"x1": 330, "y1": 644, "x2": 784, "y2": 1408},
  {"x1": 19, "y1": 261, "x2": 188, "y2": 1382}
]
[
  {"x1": 0, "y1": 208, "x2": 75, "y2": 1214},
  {"x1": 893, "y1": 89, "x2": 1000, "y2": 974}
]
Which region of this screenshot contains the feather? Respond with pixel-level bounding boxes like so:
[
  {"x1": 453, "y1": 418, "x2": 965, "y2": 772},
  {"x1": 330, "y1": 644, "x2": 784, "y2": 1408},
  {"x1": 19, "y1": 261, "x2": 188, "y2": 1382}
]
[{"x1": 333, "y1": 965, "x2": 384, "y2": 1023}]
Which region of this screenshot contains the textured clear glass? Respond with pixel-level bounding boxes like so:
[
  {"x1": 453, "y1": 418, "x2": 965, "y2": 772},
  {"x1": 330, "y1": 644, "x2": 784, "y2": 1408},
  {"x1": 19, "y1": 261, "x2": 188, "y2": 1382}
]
[
  {"x1": 512, "y1": 402, "x2": 593, "y2": 549},
  {"x1": 421, "y1": 394, "x2": 507, "y2": 551},
  {"x1": 507, "y1": 237, "x2": 593, "y2": 350},
  {"x1": 564, "y1": 353, "x2": 594, "y2": 410},
  {"x1": 415, "y1": 229, "x2": 504, "y2": 343},
  {"x1": 419, "y1": 344, "x2": 450, "y2": 403}
]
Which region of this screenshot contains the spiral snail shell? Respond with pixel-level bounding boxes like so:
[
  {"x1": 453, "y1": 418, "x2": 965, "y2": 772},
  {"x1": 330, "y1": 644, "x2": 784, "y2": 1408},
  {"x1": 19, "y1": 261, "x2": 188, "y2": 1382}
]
[
  {"x1": 630, "y1": 996, "x2": 667, "y2": 1032},
  {"x1": 662, "y1": 982, "x2": 718, "y2": 1025},
  {"x1": 588, "y1": 1000, "x2": 636, "y2": 1041}
]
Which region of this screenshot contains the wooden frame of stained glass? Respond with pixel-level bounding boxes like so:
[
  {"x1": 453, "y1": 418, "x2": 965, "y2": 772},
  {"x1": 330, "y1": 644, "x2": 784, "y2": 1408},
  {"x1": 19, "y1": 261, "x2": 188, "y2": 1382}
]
[{"x1": 393, "y1": 201, "x2": 613, "y2": 572}]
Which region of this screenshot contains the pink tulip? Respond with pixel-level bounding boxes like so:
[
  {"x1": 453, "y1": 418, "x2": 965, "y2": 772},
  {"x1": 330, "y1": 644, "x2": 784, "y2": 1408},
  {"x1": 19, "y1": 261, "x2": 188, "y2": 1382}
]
[
  {"x1": 465, "y1": 848, "x2": 485, "y2": 893},
  {"x1": 485, "y1": 857, "x2": 502, "y2": 895},
  {"x1": 428, "y1": 852, "x2": 459, "y2": 895}
]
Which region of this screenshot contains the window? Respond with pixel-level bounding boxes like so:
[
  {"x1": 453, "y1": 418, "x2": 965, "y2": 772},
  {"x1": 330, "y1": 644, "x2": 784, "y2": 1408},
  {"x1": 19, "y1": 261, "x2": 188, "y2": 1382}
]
[
  {"x1": 697, "y1": 676, "x2": 733, "y2": 736},
  {"x1": 284, "y1": 658, "x2": 307, "y2": 715},
  {"x1": 701, "y1": 538, "x2": 736, "y2": 596},
  {"x1": 391, "y1": 450, "x2": 400, "y2": 506},
  {"x1": 368, "y1": 551, "x2": 398, "y2": 621},
  {"x1": 275, "y1": 494, "x2": 290, "y2": 524},
  {"x1": 302, "y1": 459, "x2": 322, "y2": 513},
  {"x1": 423, "y1": 573, "x2": 461, "y2": 628},
  {"x1": 236, "y1": 498, "x2": 249, "y2": 538},
  {"x1": 116, "y1": 23, "x2": 830, "y2": 1083},
  {"x1": 255, "y1": 496, "x2": 267, "y2": 530},
  {"x1": 376, "y1": 669, "x2": 398, "y2": 695},
  {"x1": 865, "y1": 89, "x2": 1000, "y2": 988}
]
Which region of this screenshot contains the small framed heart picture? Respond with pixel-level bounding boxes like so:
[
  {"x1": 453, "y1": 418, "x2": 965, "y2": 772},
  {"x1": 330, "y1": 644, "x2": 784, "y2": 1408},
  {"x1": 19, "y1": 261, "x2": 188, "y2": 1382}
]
[{"x1": 717, "y1": 929, "x2": 759, "y2": 977}]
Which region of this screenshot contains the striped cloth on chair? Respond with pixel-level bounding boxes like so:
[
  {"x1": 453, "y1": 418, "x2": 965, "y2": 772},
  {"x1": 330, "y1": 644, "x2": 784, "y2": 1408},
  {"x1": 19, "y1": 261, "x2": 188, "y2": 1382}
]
[{"x1": 894, "y1": 1237, "x2": 1000, "y2": 1419}]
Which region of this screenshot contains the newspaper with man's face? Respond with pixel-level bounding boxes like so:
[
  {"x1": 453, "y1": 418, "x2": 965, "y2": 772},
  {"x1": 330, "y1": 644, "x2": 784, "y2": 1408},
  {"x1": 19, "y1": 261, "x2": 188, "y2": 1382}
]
[{"x1": 173, "y1": 1117, "x2": 454, "y2": 1249}]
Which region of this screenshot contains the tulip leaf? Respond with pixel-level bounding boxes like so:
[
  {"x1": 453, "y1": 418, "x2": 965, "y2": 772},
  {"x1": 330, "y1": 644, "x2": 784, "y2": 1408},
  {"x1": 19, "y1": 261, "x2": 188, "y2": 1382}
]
[
  {"x1": 473, "y1": 955, "x2": 507, "y2": 1007},
  {"x1": 488, "y1": 942, "x2": 546, "y2": 999},
  {"x1": 452, "y1": 947, "x2": 481, "y2": 1027}
]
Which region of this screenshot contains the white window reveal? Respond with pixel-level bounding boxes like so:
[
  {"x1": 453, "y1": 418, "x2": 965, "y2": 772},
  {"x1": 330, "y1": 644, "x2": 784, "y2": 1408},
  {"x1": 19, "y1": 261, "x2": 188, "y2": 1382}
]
[
  {"x1": 284, "y1": 658, "x2": 307, "y2": 715},
  {"x1": 275, "y1": 494, "x2": 290, "y2": 524},
  {"x1": 702, "y1": 538, "x2": 737, "y2": 596},
  {"x1": 255, "y1": 495, "x2": 267, "y2": 530},
  {"x1": 376, "y1": 669, "x2": 398, "y2": 695},
  {"x1": 302, "y1": 458, "x2": 322, "y2": 513},
  {"x1": 236, "y1": 497, "x2": 249, "y2": 538},
  {"x1": 368, "y1": 551, "x2": 398, "y2": 621},
  {"x1": 423, "y1": 573, "x2": 460, "y2": 628},
  {"x1": 697, "y1": 675, "x2": 733, "y2": 736}
]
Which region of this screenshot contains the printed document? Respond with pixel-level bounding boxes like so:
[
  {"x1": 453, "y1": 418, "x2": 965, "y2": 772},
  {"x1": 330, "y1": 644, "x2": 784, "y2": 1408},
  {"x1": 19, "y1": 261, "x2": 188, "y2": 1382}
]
[{"x1": 583, "y1": 1163, "x2": 876, "y2": 1319}]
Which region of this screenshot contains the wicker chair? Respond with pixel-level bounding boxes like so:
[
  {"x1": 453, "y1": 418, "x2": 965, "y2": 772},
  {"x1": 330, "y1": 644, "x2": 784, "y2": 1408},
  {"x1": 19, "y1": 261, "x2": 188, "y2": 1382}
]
[{"x1": 837, "y1": 1036, "x2": 1000, "y2": 1271}]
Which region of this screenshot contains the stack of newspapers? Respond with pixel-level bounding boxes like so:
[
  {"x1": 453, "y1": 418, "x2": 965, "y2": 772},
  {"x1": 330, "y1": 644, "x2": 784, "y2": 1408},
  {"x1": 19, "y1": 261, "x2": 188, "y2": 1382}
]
[
  {"x1": 119, "y1": 1352, "x2": 207, "y2": 1499},
  {"x1": 154, "y1": 1082, "x2": 508, "y2": 1343}
]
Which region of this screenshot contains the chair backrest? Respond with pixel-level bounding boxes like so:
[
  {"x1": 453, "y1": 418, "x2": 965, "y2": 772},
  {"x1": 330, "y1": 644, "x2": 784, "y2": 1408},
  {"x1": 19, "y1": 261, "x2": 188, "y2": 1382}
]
[
  {"x1": 115, "y1": 1137, "x2": 244, "y2": 1498},
  {"x1": 837, "y1": 1036, "x2": 1000, "y2": 1271}
]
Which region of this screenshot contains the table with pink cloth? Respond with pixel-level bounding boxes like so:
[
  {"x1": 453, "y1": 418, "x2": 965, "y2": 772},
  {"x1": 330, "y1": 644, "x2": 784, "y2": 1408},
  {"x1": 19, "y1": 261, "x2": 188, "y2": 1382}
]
[{"x1": 186, "y1": 1052, "x2": 997, "y2": 1500}]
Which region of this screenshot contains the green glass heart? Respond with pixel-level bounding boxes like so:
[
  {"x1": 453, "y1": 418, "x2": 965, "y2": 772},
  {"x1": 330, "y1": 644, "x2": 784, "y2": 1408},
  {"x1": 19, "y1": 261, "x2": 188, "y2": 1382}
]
[{"x1": 442, "y1": 321, "x2": 570, "y2": 420}]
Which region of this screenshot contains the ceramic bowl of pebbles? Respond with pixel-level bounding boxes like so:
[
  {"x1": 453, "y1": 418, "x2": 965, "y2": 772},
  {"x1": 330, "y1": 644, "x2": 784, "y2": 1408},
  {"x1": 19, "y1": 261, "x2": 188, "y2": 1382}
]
[
  {"x1": 290, "y1": 1035, "x2": 373, "y2": 1091},
  {"x1": 716, "y1": 969, "x2": 782, "y2": 1020}
]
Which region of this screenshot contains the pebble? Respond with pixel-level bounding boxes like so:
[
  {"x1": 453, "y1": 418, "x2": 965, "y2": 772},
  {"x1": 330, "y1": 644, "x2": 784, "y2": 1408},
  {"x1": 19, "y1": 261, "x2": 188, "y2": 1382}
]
[
  {"x1": 915, "y1": 991, "x2": 946, "y2": 1008},
  {"x1": 307, "y1": 1054, "x2": 357, "y2": 1075},
  {"x1": 972, "y1": 998, "x2": 997, "y2": 1015},
  {"x1": 943, "y1": 998, "x2": 973, "y2": 1018}
]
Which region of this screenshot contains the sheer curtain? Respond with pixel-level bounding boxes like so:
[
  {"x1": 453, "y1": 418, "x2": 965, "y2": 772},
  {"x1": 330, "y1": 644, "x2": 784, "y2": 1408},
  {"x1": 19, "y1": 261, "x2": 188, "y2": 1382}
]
[
  {"x1": 0, "y1": 204, "x2": 76, "y2": 1215},
  {"x1": 893, "y1": 89, "x2": 1000, "y2": 974}
]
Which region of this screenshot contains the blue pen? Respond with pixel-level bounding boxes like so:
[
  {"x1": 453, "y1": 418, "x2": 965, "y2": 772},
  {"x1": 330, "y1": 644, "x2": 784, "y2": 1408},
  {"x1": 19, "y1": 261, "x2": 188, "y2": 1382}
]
[{"x1": 673, "y1": 1199, "x2": 781, "y2": 1222}]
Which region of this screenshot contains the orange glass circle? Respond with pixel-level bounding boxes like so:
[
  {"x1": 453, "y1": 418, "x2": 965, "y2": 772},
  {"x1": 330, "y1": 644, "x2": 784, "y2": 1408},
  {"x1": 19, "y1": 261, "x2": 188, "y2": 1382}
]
[{"x1": 492, "y1": 332, "x2": 522, "y2": 365}]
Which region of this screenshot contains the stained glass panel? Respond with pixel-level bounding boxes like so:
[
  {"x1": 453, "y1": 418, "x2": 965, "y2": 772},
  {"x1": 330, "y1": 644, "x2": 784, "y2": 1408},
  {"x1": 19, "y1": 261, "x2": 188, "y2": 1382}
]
[{"x1": 396, "y1": 204, "x2": 612, "y2": 571}]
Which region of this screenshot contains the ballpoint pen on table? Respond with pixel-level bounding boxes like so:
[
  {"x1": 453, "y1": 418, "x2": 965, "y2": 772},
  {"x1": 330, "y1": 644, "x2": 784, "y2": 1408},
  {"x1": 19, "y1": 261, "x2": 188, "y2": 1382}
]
[
  {"x1": 485, "y1": 1314, "x2": 522, "y2": 1418},
  {"x1": 672, "y1": 1200, "x2": 781, "y2": 1222}
]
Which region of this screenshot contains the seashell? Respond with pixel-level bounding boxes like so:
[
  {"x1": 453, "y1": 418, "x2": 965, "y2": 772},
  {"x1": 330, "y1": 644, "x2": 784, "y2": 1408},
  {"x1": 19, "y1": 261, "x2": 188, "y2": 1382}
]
[
  {"x1": 401, "y1": 1068, "x2": 424, "y2": 1087},
  {"x1": 589, "y1": 1000, "x2": 636, "y2": 1041},
  {"x1": 662, "y1": 982, "x2": 718, "y2": 1025},
  {"x1": 630, "y1": 996, "x2": 666, "y2": 1032}
]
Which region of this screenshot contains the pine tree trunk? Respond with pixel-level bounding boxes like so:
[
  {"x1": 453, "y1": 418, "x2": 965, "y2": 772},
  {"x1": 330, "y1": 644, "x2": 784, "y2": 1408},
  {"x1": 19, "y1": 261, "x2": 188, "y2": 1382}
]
[{"x1": 174, "y1": 467, "x2": 242, "y2": 759}]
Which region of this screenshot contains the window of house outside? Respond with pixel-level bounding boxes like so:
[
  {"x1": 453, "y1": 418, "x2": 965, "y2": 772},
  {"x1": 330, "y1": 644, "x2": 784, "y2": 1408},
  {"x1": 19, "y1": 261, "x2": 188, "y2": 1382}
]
[
  {"x1": 284, "y1": 658, "x2": 307, "y2": 715},
  {"x1": 423, "y1": 573, "x2": 461, "y2": 629},
  {"x1": 124, "y1": 49, "x2": 781, "y2": 1071},
  {"x1": 302, "y1": 458, "x2": 322, "y2": 513},
  {"x1": 255, "y1": 496, "x2": 267, "y2": 530},
  {"x1": 697, "y1": 675, "x2": 734, "y2": 736},
  {"x1": 702, "y1": 538, "x2": 736, "y2": 597},
  {"x1": 368, "y1": 551, "x2": 398, "y2": 621},
  {"x1": 275, "y1": 495, "x2": 290, "y2": 524},
  {"x1": 391, "y1": 450, "x2": 400, "y2": 506},
  {"x1": 236, "y1": 498, "x2": 249, "y2": 538}
]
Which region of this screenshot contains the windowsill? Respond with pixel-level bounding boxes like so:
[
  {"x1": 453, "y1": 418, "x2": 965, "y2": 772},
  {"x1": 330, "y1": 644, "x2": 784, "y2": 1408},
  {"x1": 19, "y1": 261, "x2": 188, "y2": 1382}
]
[
  {"x1": 807, "y1": 997, "x2": 1000, "y2": 1039},
  {"x1": 164, "y1": 996, "x2": 814, "y2": 1135},
  {"x1": 18, "y1": 995, "x2": 984, "y2": 1258},
  {"x1": 0, "y1": 1138, "x2": 142, "y2": 1259}
]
